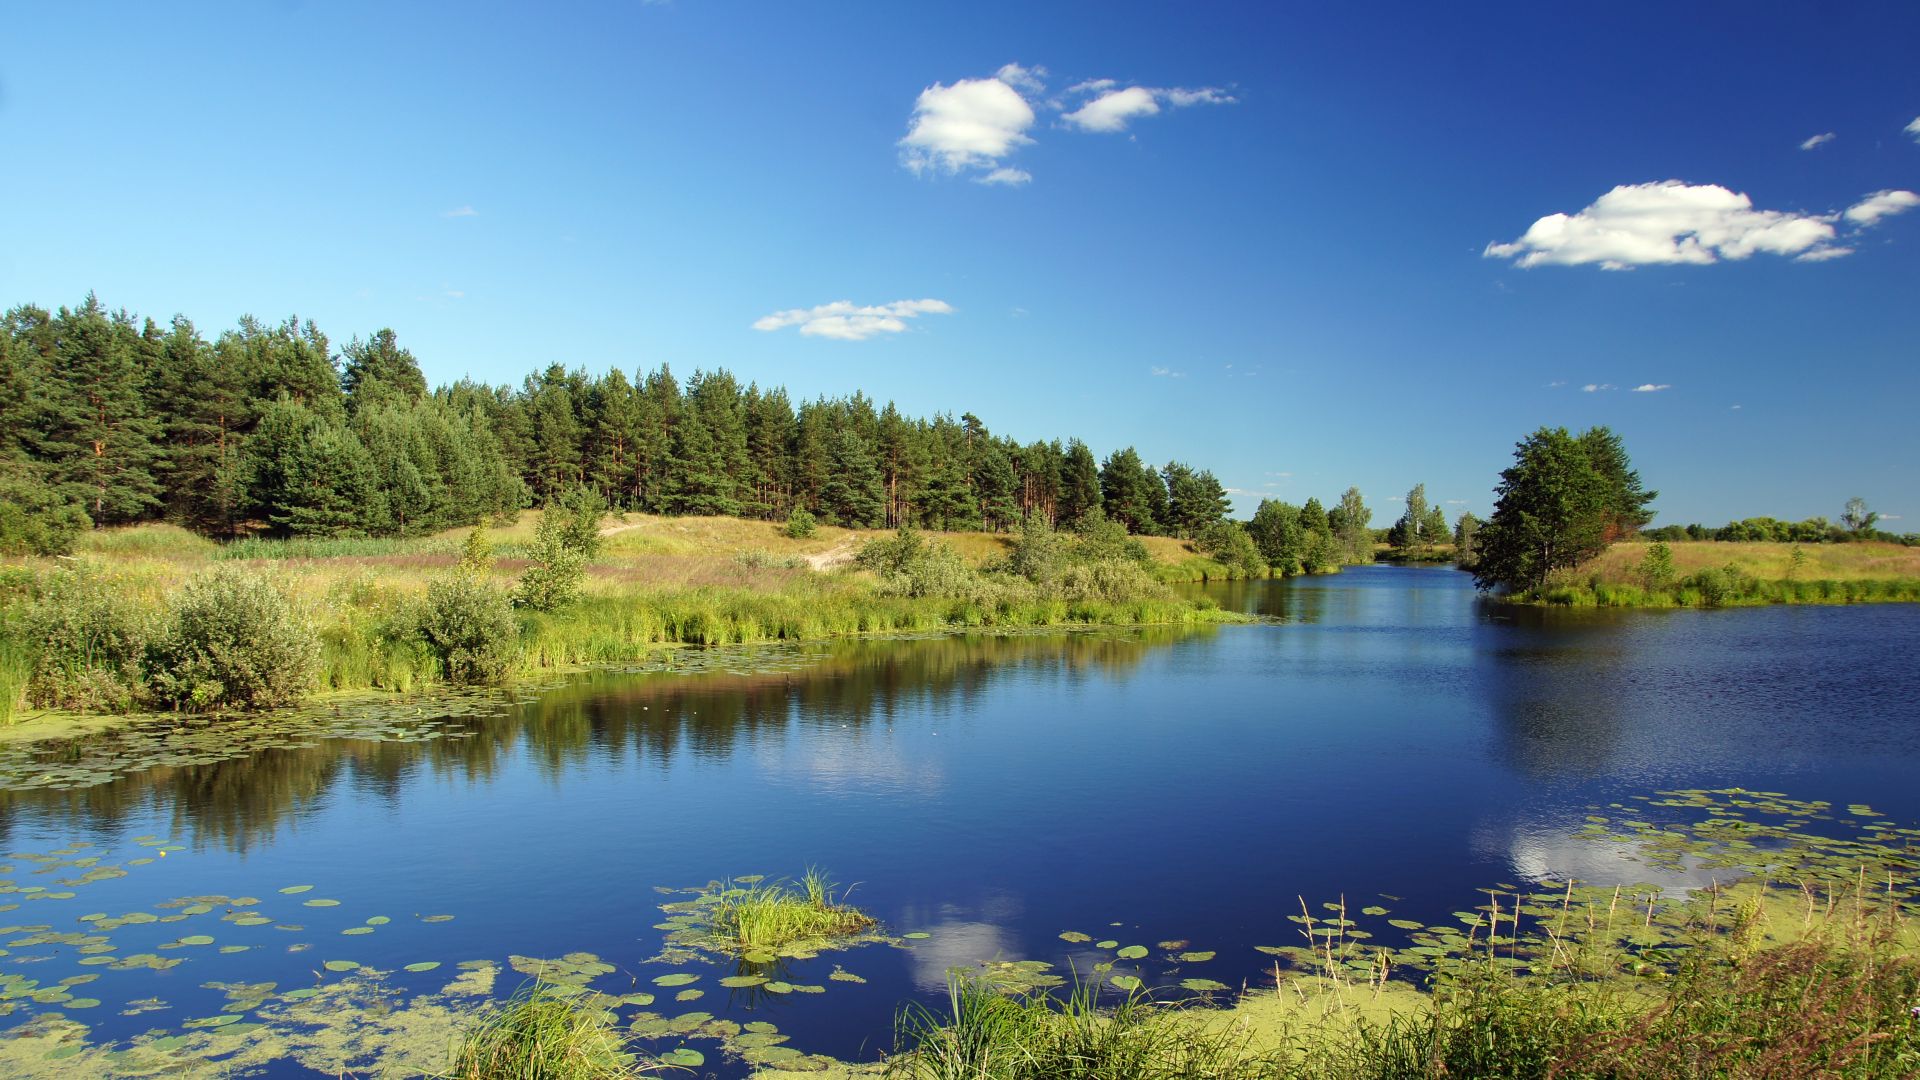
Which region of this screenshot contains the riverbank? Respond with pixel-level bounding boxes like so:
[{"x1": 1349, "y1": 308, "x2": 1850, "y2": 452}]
[
  {"x1": 1500, "y1": 538, "x2": 1920, "y2": 608},
  {"x1": 0, "y1": 515, "x2": 1248, "y2": 730}
]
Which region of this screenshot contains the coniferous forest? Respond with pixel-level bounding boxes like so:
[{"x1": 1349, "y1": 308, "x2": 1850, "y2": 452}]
[{"x1": 0, "y1": 295, "x2": 1267, "y2": 553}]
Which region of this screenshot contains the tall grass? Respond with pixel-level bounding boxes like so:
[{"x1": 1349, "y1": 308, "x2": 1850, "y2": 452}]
[
  {"x1": 442, "y1": 983, "x2": 644, "y2": 1080},
  {"x1": 891, "y1": 976, "x2": 1273, "y2": 1080},
  {"x1": 708, "y1": 869, "x2": 877, "y2": 953}
]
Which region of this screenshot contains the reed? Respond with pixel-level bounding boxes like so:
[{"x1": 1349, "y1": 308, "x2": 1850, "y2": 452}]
[{"x1": 442, "y1": 982, "x2": 644, "y2": 1080}]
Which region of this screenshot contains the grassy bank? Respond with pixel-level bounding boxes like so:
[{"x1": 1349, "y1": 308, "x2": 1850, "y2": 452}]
[
  {"x1": 1506, "y1": 539, "x2": 1920, "y2": 608},
  {"x1": 0, "y1": 515, "x2": 1244, "y2": 729}
]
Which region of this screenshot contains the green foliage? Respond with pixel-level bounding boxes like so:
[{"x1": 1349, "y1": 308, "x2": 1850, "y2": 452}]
[
  {"x1": 19, "y1": 569, "x2": 151, "y2": 712},
  {"x1": 1007, "y1": 516, "x2": 1069, "y2": 586},
  {"x1": 1073, "y1": 512, "x2": 1153, "y2": 566},
  {"x1": 1639, "y1": 541, "x2": 1676, "y2": 588},
  {"x1": 0, "y1": 468, "x2": 90, "y2": 555},
  {"x1": 146, "y1": 566, "x2": 319, "y2": 710},
  {"x1": 1474, "y1": 426, "x2": 1656, "y2": 593},
  {"x1": 459, "y1": 527, "x2": 495, "y2": 575},
  {"x1": 1162, "y1": 461, "x2": 1230, "y2": 539},
  {"x1": 1842, "y1": 495, "x2": 1878, "y2": 533},
  {"x1": 516, "y1": 509, "x2": 589, "y2": 613},
  {"x1": 857, "y1": 529, "x2": 975, "y2": 599},
  {"x1": 1451, "y1": 511, "x2": 1480, "y2": 567},
  {"x1": 1249, "y1": 500, "x2": 1305, "y2": 576},
  {"x1": 444, "y1": 983, "x2": 639, "y2": 1080},
  {"x1": 1195, "y1": 521, "x2": 1266, "y2": 578},
  {"x1": 418, "y1": 573, "x2": 519, "y2": 684},
  {"x1": 1330, "y1": 487, "x2": 1373, "y2": 564},
  {"x1": 784, "y1": 507, "x2": 818, "y2": 539}
]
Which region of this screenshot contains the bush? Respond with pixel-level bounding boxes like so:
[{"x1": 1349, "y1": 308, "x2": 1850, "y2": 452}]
[
  {"x1": 148, "y1": 566, "x2": 319, "y2": 710},
  {"x1": 419, "y1": 573, "x2": 519, "y2": 684},
  {"x1": 735, "y1": 549, "x2": 805, "y2": 571},
  {"x1": 458, "y1": 527, "x2": 495, "y2": 574},
  {"x1": 784, "y1": 508, "x2": 818, "y2": 540},
  {"x1": 1060, "y1": 558, "x2": 1164, "y2": 605},
  {"x1": 1073, "y1": 514, "x2": 1152, "y2": 565},
  {"x1": 0, "y1": 473, "x2": 90, "y2": 557},
  {"x1": 20, "y1": 569, "x2": 150, "y2": 712},
  {"x1": 1195, "y1": 521, "x2": 1267, "y2": 578},
  {"x1": 1007, "y1": 517, "x2": 1067, "y2": 586},
  {"x1": 858, "y1": 529, "x2": 978, "y2": 599},
  {"x1": 445, "y1": 983, "x2": 636, "y2": 1080},
  {"x1": 517, "y1": 507, "x2": 588, "y2": 612},
  {"x1": 1639, "y1": 541, "x2": 1675, "y2": 589}
]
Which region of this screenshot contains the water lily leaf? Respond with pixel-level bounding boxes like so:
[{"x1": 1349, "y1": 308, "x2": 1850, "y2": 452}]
[
  {"x1": 764, "y1": 981, "x2": 793, "y2": 994},
  {"x1": 652, "y1": 973, "x2": 699, "y2": 987},
  {"x1": 675, "y1": 988, "x2": 703, "y2": 1002},
  {"x1": 421, "y1": 915, "x2": 455, "y2": 923},
  {"x1": 365, "y1": 916, "x2": 390, "y2": 926},
  {"x1": 661, "y1": 1049, "x2": 705, "y2": 1067},
  {"x1": 342, "y1": 927, "x2": 374, "y2": 936},
  {"x1": 1110, "y1": 975, "x2": 1142, "y2": 991},
  {"x1": 1176, "y1": 951, "x2": 1215, "y2": 963},
  {"x1": 1116, "y1": 945, "x2": 1148, "y2": 960},
  {"x1": 1096, "y1": 940, "x2": 1118, "y2": 950},
  {"x1": 903, "y1": 931, "x2": 931, "y2": 940},
  {"x1": 179, "y1": 935, "x2": 214, "y2": 946},
  {"x1": 1059, "y1": 931, "x2": 1092, "y2": 943},
  {"x1": 1180, "y1": 979, "x2": 1230, "y2": 992},
  {"x1": 404, "y1": 962, "x2": 441, "y2": 973},
  {"x1": 183, "y1": 1014, "x2": 242, "y2": 1029},
  {"x1": 278, "y1": 886, "x2": 313, "y2": 895},
  {"x1": 719, "y1": 975, "x2": 767, "y2": 988},
  {"x1": 322, "y1": 960, "x2": 358, "y2": 972},
  {"x1": 303, "y1": 899, "x2": 340, "y2": 908}
]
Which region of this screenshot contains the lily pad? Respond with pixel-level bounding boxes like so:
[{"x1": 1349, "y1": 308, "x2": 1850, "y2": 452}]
[
  {"x1": 1177, "y1": 951, "x2": 1215, "y2": 963},
  {"x1": 903, "y1": 931, "x2": 931, "y2": 940},
  {"x1": 1096, "y1": 940, "x2": 1119, "y2": 950},
  {"x1": 1180, "y1": 978, "x2": 1230, "y2": 992},
  {"x1": 1059, "y1": 931, "x2": 1092, "y2": 943},
  {"x1": 652, "y1": 973, "x2": 699, "y2": 987},
  {"x1": 404, "y1": 962, "x2": 441, "y2": 973},
  {"x1": 1116, "y1": 945, "x2": 1148, "y2": 960},
  {"x1": 302, "y1": 899, "x2": 340, "y2": 908},
  {"x1": 661, "y1": 1049, "x2": 705, "y2": 1067},
  {"x1": 278, "y1": 886, "x2": 313, "y2": 895},
  {"x1": 1110, "y1": 975, "x2": 1142, "y2": 991},
  {"x1": 323, "y1": 960, "x2": 358, "y2": 972}
]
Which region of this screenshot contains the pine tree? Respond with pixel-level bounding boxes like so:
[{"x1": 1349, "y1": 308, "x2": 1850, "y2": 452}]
[
  {"x1": 340, "y1": 328, "x2": 428, "y2": 406},
  {"x1": 820, "y1": 429, "x2": 885, "y2": 527},
  {"x1": 974, "y1": 444, "x2": 1020, "y2": 531},
  {"x1": 43, "y1": 296, "x2": 166, "y2": 524},
  {"x1": 1056, "y1": 439, "x2": 1103, "y2": 528}
]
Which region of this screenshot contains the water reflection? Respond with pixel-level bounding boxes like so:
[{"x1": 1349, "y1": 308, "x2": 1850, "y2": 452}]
[{"x1": 0, "y1": 627, "x2": 1207, "y2": 853}]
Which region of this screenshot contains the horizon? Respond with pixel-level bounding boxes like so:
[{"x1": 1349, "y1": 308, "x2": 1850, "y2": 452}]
[{"x1": 4, "y1": 2, "x2": 1917, "y2": 527}]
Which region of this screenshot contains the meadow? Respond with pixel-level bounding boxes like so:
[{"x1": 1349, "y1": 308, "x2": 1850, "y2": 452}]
[
  {"x1": 1514, "y1": 539, "x2": 1920, "y2": 608},
  {"x1": 0, "y1": 513, "x2": 1244, "y2": 729}
]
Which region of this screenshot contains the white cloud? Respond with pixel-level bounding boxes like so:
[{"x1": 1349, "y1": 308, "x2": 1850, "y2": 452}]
[
  {"x1": 1149, "y1": 365, "x2": 1184, "y2": 378},
  {"x1": 899, "y1": 75, "x2": 1035, "y2": 178},
  {"x1": 1795, "y1": 246, "x2": 1854, "y2": 262},
  {"x1": 1730, "y1": 404, "x2": 1743, "y2": 410},
  {"x1": 1631, "y1": 383, "x2": 1671, "y2": 392},
  {"x1": 1064, "y1": 86, "x2": 1161, "y2": 132},
  {"x1": 1881, "y1": 513, "x2": 1902, "y2": 521},
  {"x1": 441, "y1": 205, "x2": 478, "y2": 218},
  {"x1": 1546, "y1": 379, "x2": 1567, "y2": 387},
  {"x1": 1484, "y1": 181, "x2": 1850, "y2": 268},
  {"x1": 977, "y1": 167, "x2": 1032, "y2": 186},
  {"x1": 1907, "y1": 117, "x2": 1920, "y2": 141},
  {"x1": 1062, "y1": 83, "x2": 1236, "y2": 133},
  {"x1": 753, "y1": 299, "x2": 954, "y2": 342},
  {"x1": 994, "y1": 62, "x2": 1047, "y2": 95},
  {"x1": 1799, "y1": 132, "x2": 1836, "y2": 151},
  {"x1": 1843, "y1": 189, "x2": 1920, "y2": 227},
  {"x1": 1445, "y1": 499, "x2": 1468, "y2": 505},
  {"x1": 1581, "y1": 383, "x2": 1615, "y2": 392}
]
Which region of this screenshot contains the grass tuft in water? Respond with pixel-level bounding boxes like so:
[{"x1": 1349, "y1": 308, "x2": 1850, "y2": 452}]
[
  {"x1": 709, "y1": 868, "x2": 877, "y2": 953},
  {"x1": 442, "y1": 982, "x2": 646, "y2": 1080}
]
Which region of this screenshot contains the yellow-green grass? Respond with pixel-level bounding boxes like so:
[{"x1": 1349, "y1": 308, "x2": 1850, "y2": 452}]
[
  {"x1": 708, "y1": 869, "x2": 878, "y2": 954},
  {"x1": 1589, "y1": 539, "x2": 1920, "y2": 582},
  {"x1": 443, "y1": 983, "x2": 643, "y2": 1080},
  {"x1": 0, "y1": 515, "x2": 1244, "y2": 730},
  {"x1": 1512, "y1": 539, "x2": 1920, "y2": 608}
]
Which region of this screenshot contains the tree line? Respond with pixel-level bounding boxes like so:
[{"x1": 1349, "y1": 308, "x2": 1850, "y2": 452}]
[{"x1": 0, "y1": 294, "x2": 1337, "y2": 556}]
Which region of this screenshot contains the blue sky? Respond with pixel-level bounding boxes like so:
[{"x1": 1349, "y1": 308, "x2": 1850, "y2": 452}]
[{"x1": 3, "y1": 1, "x2": 1917, "y2": 527}]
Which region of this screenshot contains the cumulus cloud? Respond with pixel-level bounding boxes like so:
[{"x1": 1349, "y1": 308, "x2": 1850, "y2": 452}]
[
  {"x1": 900, "y1": 64, "x2": 1235, "y2": 180},
  {"x1": 1799, "y1": 132, "x2": 1836, "y2": 151},
  {"x1": 899, "y1": 75, "x2": 1036, "y2": 178},
  {"x1": 1631, "y1": 383, "x2": 1671, "y2": 392},
  {"x1": 753, "y1": 299, "x2": 954, "y2": 342},
  {"x1": 1908, "y1": 117, "x2": 1920, "y2": 141},
  {"x1": 441, "y1": 205, "x2": 478, "y2": 218},
  {"x1": 1844, "y1": 189, "x2": 1920, "y2": 227},
  {"x1": 1150, "y1": 365, "x2": 1184, "y2": 378},
  {"x1": 1062, "y1": 82, "x2": 1236, "y2": 133},
  {"x1": 1484, "y1": 181, "x2": 1858, "y2": 269},
  {"x1": 1582, "y1": 383, "x2": 1615, "y2": 392}
]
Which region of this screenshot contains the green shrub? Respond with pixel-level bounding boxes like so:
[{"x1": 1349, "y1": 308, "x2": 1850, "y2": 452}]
[
  {"x1": 1073, "y1": 513, "x2": 1152, "y2": 565},
  {"x1": 458, "y1": 527, "x2": 495, "y2": 575},
  {"x1": 784, "y1": 507, "x2": 818, "y2": 539},
  {"x1": 148, "y1": 566, "x2": 319, "y2": 711},
  {"x1": 20, "y1": 569, "x2": 151, "y2": 712},
  {"x1": 1060, "y1": 558, "x2": 1164, "y2": 605},
  {"x1": 1195, "y1": 521, "x2": 1267, "y2": 578},
  {"x1": 419, "y1": 573, "x2": 519, "y2": 684},
  {"x1": 1639, "y1": 541, "x2": 1675, "y2": 588},
  {"x1": 734, "y1": 549, "x2": 806, "y2": 570},
  {"x1": 517, "y1": 507, "x2": 588, "y2": 612},
  {"x1": 0, "y1": 473, "x2": 90, "y2": 557}
]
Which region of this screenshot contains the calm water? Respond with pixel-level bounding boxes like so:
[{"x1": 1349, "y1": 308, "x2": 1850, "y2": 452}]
[{"x1": 4, "y1": 564, "x2": 1917, "y2": 1074}]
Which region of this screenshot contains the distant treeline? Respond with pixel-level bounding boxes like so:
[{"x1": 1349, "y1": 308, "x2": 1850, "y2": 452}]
[
  {"x1": 1644, "y1": 518, "x2": 1918, "y2": 547},
  {"x1": 0, "y1": 294, "x2": 1354, "y2": 555}
]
